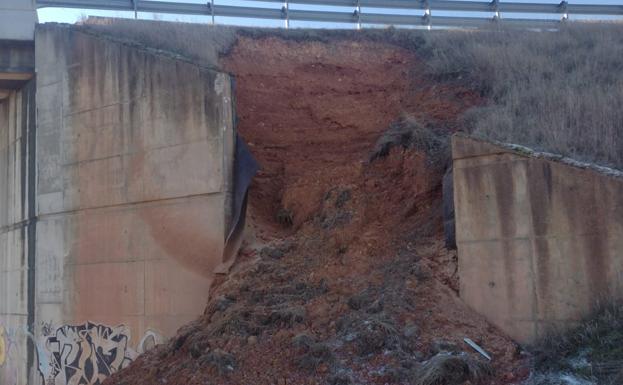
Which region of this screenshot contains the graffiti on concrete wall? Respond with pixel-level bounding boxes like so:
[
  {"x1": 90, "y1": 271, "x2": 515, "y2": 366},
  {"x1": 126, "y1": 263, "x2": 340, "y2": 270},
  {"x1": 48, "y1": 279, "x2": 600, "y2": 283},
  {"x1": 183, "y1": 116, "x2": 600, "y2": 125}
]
[
  {"x1": 0, "y1": 324, "x2": 21, "y2": 385},
  {"x1": 0, "y1": 321, "x2": 163, "y2": 385},
  {"x1": 0, "y1": 325, "x2": 6, "y2": 366},
  {"x1": 39, "y1": 322, "x2": 164, "y2": 385},
  {"x1": 136, "y1": 330, "x2": 164, "y2": 354},
  {"x1": 0, "y1": 324, "x2": 38, "y2": 385},
  {"x1": 40, "y1": 322, "x2": 135, "y2": 385}
]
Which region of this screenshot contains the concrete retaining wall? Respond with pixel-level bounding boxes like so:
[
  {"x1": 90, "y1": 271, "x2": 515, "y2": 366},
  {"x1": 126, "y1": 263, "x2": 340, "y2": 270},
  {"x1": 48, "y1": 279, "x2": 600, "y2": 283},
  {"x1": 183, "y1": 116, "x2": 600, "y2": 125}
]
[
  {"x1": 453, "y1": 135, "x2": 623, "y2": 344},
  {"x1": 1, "y1": 24, "x2": 236, "y2": 385}
]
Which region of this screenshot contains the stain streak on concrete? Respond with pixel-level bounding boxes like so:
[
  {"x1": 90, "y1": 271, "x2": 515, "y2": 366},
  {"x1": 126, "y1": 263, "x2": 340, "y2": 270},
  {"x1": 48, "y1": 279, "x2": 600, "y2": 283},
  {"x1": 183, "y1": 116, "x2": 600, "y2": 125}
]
[{"x1": 454, "y1": 135, "x2": 623, "y2": 344}]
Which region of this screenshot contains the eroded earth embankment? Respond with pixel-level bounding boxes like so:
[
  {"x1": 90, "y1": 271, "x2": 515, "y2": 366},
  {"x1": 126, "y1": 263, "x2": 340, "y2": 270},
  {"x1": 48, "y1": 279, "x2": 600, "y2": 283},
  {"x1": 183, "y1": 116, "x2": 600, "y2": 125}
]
[{"x1": 104, "y1": 34, "x2": 528, "y2": 385}]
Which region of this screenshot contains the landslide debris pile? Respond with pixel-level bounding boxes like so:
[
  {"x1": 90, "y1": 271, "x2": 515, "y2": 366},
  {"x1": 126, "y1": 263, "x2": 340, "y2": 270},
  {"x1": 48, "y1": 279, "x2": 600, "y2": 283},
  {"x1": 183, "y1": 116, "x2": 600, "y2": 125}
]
[{"x1": 104, "y1": 31, "x2": 528, "y2": 385}]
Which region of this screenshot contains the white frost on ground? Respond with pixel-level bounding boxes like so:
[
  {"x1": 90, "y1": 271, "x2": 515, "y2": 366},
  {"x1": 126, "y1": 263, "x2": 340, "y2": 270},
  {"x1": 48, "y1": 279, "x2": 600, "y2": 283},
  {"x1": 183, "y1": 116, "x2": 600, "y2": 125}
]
[
  {"x1": 559, "y1": 374, "x2": 595, "y2": 385},
  {"x1": 525, "y1": 372, "x2": 596, "y2": 385}
]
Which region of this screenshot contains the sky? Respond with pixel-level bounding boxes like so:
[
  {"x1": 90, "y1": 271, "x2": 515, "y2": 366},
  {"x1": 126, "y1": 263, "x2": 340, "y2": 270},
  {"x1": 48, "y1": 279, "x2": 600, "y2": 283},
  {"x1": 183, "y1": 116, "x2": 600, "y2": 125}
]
[{"x1": 37, "y1": 0, "x2": 623, "y2": 28}]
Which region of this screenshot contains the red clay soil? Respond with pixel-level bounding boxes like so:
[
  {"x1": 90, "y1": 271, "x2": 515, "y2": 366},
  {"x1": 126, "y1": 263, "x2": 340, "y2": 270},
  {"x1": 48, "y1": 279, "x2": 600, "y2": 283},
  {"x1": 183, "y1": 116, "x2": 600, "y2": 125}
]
[{"x1": 104, "y1": 35, "x2": 528, "y2": 385}]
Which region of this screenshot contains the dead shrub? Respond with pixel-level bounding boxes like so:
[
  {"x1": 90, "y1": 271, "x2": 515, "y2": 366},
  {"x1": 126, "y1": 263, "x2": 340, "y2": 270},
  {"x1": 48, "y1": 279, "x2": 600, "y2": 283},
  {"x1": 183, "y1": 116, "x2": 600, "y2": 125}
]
[
  {"x1": 277, "y1": 208, "x2": 294, "y2": 227},
  {"x1": 414, "y1": 353, "x2": 492, "y2": 385},
  {"x1": 199, "y1": 348, "x2": 236, "y2": 375},
  {"x1": 291, "y1": 334, "x2": 335, "y2": 371},
  {"x1": 292, "y1": 333, "x2": 315, "y2": 349},
  {"x1": 337, "y1": 313, "x2": 401, "y2": 356},
  {"x1": 347, "y1": 288, "x2": 376, "y2": 311},
  {"x1": 209, "y1": 309, "x2": 259, "y2": 337},
  {"x1": 531, "y1": 302, "x2": 623, "y2": 384},
  {"x1": 370, "y1": 117, "x2": 451, "y2": 171},
  {"x1": 262, "y1": 306, "x2": 306, "y2": 327}
]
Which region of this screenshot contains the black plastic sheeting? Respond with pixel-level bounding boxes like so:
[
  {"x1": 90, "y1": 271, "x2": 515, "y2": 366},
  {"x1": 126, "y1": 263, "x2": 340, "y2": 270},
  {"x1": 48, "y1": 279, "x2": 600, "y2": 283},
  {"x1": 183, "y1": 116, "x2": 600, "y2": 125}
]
[
  {"x1": 442, "y1": 167, "x2": 456, "y2": 250},
  {"x1": 221, "y1": 134, "x2": 259, "y2": 272}
]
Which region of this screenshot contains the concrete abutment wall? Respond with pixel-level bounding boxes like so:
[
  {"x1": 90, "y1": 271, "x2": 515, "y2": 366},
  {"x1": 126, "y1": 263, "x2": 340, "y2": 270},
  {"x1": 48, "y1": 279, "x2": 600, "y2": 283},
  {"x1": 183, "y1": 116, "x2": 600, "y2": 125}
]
[
  {"x1": 454, "y1": 135, "x2": 623, "y2": 344},
  {"x1": 1, "y1": 24, "x2": 238, "y2": 385}
]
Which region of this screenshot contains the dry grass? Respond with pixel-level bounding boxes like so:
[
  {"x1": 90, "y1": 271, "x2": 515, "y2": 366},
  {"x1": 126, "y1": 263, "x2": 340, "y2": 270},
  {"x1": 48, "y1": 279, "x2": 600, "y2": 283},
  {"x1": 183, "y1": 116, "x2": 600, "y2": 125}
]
[
  {"x1": 81, "y1": 17, "x2": 238, "y2": 68},
  {"x1": 531, "y1": 302, "x2": 623, "y2": 384},
  {"x1": 414, "y1": 353, "x2": 493, "y2": 385},
  {"x1": 370, "y1": 117, "x2": 451, "y2": 171},
  {"x1": 419, "y1": 24, "x2": 623, "y2": 170}
]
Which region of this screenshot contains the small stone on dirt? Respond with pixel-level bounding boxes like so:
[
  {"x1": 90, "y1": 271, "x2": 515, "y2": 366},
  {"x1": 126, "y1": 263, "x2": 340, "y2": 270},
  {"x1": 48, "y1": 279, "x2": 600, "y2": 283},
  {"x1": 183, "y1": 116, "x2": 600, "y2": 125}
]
[
  {"x1": 403, "y1": 324, "x2": 419, "y2": 338},
  {"x1": 215, "y1": 295, "x2": 235, "y2": 311},
  {"x1": 261, "y1": 247, "x2": 285, "y2": 260}
]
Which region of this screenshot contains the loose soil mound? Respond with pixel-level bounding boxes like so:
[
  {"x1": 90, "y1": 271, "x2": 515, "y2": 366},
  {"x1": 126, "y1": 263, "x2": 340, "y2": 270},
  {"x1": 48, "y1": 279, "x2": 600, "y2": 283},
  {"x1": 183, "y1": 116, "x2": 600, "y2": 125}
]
[{"x1": 104, "y1": 35, "x2": 527, "y2": 385}]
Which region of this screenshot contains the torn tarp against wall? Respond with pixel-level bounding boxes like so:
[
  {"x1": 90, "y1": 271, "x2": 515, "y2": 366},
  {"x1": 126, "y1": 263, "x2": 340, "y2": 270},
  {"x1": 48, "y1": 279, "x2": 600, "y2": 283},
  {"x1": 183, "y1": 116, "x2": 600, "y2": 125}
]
[{"x1": 218, "y1": 134, "x2": 259, "y2": 273}]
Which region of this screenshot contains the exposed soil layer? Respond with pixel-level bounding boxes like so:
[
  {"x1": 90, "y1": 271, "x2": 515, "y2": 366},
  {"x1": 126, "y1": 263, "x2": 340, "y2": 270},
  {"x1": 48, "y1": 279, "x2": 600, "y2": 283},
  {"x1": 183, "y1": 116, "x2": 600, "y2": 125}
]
[{"x1": 105, "y1": 35, "x2": 527, "y2": 385}]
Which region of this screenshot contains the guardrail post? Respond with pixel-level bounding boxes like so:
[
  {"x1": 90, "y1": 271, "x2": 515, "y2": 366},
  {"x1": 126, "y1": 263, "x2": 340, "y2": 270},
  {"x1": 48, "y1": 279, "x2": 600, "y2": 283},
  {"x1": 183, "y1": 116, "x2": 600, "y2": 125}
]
[
  {"x1": 282, "y1": 1, "x2": 289, "y2": 29},
  {"x1": 490, "y1": 0, "x2": 500, "y2": 20},
  {"x1": 423, "y1": 0, "x2": 431, "y2": 30},
  {"x1": 559, "y1": 0, "x2": 569, "y2": 21},
  {"x1": 210, "y1": 0, "x2": 215, "y2": 24},
  {"x1": 131, "y1": 0, "x2": 137, "y2": 19},
  {"x1": 355, "y1": 0, "x2": 361, "y2": 30}
]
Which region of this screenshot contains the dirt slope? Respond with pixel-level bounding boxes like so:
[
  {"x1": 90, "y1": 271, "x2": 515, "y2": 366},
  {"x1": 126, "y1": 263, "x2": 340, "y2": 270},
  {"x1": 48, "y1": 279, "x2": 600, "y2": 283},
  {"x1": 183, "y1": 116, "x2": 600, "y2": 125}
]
[{"x1": 104, "y1": 35, "x2": 527, "y2": 385}]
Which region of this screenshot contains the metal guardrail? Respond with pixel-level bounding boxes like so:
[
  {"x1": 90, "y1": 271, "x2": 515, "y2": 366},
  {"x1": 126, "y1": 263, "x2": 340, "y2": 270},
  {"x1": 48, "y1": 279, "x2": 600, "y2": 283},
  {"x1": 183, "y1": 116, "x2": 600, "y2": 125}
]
[{"x1": 36, "y1": 0, "x2": 623, "y2": 29}]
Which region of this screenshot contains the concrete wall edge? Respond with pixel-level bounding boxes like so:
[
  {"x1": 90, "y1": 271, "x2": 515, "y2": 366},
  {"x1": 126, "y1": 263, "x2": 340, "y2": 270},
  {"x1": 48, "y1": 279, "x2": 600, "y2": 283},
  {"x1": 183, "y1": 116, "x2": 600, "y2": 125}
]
[{"x1": 452, "y1": 133, "x2": 623, "y2": 180}]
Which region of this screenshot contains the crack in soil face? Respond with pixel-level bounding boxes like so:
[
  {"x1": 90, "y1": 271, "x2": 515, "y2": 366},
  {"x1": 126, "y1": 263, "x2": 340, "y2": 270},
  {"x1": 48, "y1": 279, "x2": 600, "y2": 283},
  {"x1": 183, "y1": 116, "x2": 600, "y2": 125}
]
[{"x1": 104, "y1": 35, "x2": 528, "y2": 385}]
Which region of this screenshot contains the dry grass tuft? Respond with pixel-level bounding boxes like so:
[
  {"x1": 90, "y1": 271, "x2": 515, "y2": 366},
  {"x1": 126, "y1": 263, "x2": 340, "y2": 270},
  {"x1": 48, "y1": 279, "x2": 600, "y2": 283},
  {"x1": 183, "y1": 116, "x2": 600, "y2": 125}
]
[
  {"x1": 420, "y1": 24, "x2": 623, "y2": 170},
  {"x1": 370, "y1": 117, "x2": 451, "y2": 171},
  {"x1": 414, "y1": 353, "x2": 493, "y2": 385},
  {"x1": 532, "y1": 302, "x2": 623, "y2": 384}
]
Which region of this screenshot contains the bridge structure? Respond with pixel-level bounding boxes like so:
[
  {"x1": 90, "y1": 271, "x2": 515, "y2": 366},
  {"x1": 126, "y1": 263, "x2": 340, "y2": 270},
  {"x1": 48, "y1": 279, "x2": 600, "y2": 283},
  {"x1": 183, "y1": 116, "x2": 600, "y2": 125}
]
[{"x1": 0, "y1": 2, "x2": 622, "y2": 385}]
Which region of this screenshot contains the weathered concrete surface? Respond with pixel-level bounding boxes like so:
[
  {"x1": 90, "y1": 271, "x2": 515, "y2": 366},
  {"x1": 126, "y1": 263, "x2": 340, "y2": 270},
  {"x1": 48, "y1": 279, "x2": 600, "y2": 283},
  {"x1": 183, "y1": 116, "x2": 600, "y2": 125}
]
[
  {"x1": 81, "y1": 17, "x2": 238, "y2": 69},
  {"x1": 0, "y1": 1, "x2": 37, "y2": 42},
  {"x1": 32, "y1": 24, "x2": 235, "y2": 384},
  {"x1": 453, "y1": 134, "x2": 623, "y2": 344},
  {"x1": 0, "y1": 81, "x2": 36, "y2": 385}
]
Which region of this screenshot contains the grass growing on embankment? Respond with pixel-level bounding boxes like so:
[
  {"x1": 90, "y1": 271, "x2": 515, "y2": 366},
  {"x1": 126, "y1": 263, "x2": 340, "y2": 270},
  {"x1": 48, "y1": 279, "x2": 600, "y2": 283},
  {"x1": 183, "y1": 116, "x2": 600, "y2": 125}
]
[{"x1": 528, "y1": 303, "x2": 623, "y2": 385}]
